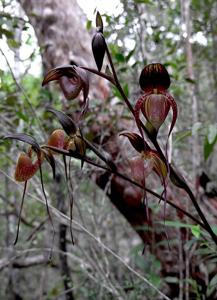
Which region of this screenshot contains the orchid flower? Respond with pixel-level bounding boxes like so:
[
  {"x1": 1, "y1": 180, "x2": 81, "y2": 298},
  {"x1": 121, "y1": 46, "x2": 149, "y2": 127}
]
[
  {"x1": 135, "y1": 63, "x2": 177, "y2": 140},
  {"x1": 14, "y1": 147, "x2": 43, "y2": 182},
  {"x1": 121, "y1": 132, "x2": 168, "y2": 219},
  {"x1": 42, "y1": 65, "x2": 89, "y2": 116}
]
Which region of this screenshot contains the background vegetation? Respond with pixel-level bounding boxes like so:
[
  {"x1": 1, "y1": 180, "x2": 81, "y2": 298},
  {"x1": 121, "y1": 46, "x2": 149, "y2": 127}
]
[{"x1": 0, "y1": 0, "x2": 217, "y2": 299}]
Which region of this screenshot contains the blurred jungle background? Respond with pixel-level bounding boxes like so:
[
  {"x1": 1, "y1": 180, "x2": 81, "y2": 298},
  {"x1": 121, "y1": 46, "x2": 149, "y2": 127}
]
[{"x1": 0, "y1": 0, "x2": 217, "y2": 299}]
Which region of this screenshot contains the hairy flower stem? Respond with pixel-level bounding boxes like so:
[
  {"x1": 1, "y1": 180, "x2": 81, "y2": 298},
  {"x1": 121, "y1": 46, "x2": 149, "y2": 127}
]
[{"x1": 104, "y1": 43, "x2": 217, "y2": 247}]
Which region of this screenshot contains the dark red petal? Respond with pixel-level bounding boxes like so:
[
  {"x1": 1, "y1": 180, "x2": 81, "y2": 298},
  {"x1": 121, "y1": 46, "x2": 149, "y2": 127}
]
[
  {"x1": 75, "y1": 66, "x2": 90, "y2": 115},
  {"x1": 134, "y1": 94, "x2": 146, "y2": 139},
  {"x1": 129, "y1": 156, "x2": 145, "y2": 184},
  {"x1": 59, "y1": 76, "x2": 82, "y2": 100},
  {"x1": 166, "y1": 93, "x2": 178, "y2": 138},
  {"x1": 139, "y1": 63, "x2": 170, "y2": 92}
]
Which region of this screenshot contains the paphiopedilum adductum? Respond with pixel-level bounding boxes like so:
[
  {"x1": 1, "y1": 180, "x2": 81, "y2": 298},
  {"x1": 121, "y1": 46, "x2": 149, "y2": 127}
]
[
  {"x1": 120, "y1": 132, "x2": 168, "y2": 218},
  {"x1": 135, "y1": 63, "x2": 177, "y2": 140}
]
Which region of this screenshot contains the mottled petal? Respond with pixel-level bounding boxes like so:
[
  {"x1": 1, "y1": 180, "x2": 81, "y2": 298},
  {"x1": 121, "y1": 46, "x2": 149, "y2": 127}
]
[
  {"x1": 141, "y1": 94, "x2": 170, "y2": 131},
  {"x1": 47, "y1": 129, "x2": 67, "y2": 149},
  {"x1": 15, "y1": 152, "x2": 41, "y2": 182}
]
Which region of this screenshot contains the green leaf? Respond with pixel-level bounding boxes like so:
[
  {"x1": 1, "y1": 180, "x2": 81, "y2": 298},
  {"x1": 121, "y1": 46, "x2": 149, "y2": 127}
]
[
  {"x1": 123, "y1": 83, "x2": 129, "y2": 97},
  {"x1": 185, "y1": 77, "x2": 196, "y2": 84},
  {"x1": 126, "y1": 48, "x2": 135, "y2": 62},
  {"x1": 16, "y1": 111, "x2": 29, "y2": 122},
  {"x1": 191, "y1": 225, "x2": 201, "y2": 239},
  {"x1": 174, "y1": 130, "x2": 191, "y2": 145},
  {"x1": 192, "y1": 122, "x2": 202, "y2": 136},
  {"x1": 162, "y1": 220, "x2": 191, "y2": 228},
  {"x1": 112, "y1": 86, "x2": 123, "y2": 100},
  {"x1": 0, "y1": 27, "x2": 14, "y2": 39},
  {"x1": 207, "y1": 124, "x2": 217, "y2": 144},
  {"x1": 7, "y1": 39, "x2": 21, "y2": 48},
  {"x1": 204, "y1": 135, "x2": 217, "y2": 161},
  {"x1": 86, "y1": 20, "x2": 92, "y2": 30},
  {"x1": 105, "y1": 65, "x2": 113, "y2": 77},
  {"x1": 135, "y1": 0, "x2": 153, "y2": 4},
  {"x1": 161, "y1": 221, "x2": 201, "y2": 239},
  {"x1": 115, "y1": 52, "x2": 125, "y2": 63},
  {"x1": 207, "y1": 274, "x2": 217, "y2": 297}
]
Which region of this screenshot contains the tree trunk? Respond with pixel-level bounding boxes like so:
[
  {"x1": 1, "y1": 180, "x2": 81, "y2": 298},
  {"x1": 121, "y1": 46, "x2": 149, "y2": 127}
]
[
  {"x1": 181, "y1": 0, "x2": 200, "y2": 179},
  {"x1": 18, "y1": 0, "x2": 93, "y2": 71}
]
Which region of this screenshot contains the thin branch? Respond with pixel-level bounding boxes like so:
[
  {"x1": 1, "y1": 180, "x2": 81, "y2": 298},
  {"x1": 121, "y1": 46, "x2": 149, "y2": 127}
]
[{"x1": 0, "y1": 169, "x2": 171, "y2": 300}]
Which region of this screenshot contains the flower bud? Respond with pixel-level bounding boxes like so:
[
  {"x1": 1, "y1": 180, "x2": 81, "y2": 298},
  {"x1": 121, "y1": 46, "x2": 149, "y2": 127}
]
[{"x1": 92, "y1": 32, "x2": 106, "y2": 71}]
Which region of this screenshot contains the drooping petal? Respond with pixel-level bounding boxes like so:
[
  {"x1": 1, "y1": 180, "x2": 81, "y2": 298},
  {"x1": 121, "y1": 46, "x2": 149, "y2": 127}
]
[
  {"x1": 148, "y1": 150, "x2": 168, "y2": 181},
  {"x1": 134, "y1": 94, "x2": 149, "y2": 139},
  {"x1": 146, "y1": 150, "x2": 168, "y2": 218},
  {"x1": 165, "y1": 93, "x2": 178, "y2": 138},
  {"x1": 129, "y1": 156, "x2": 145, "y2": 185},
  {"x1": 75, "y1": 66, "x2": 90, "y2": 114}
]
